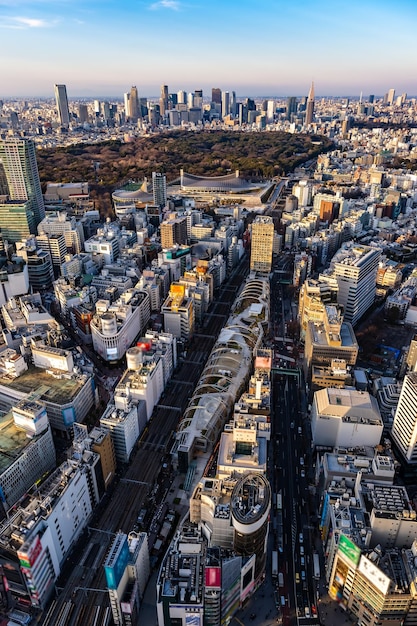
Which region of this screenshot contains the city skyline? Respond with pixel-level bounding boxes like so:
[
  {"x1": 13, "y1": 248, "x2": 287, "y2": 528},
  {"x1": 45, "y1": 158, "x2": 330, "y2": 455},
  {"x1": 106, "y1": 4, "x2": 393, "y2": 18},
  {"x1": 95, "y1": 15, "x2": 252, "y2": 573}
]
[{"x1": 1, "y1": 0, "x2": 416, "y2": 98}]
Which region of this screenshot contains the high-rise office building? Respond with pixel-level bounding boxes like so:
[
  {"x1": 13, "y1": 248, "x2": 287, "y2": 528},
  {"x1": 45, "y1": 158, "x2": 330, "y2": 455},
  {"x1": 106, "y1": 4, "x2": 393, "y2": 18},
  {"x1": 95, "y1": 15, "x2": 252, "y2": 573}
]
[
  {"x1": 160, "y1": 214, "x2": 188, "y2": 249},
  {"x1": 168, "y1": 93, "x2": 178, "y2": 109},
  {"x1": 246, "y1": 97, "x2": 256, "y2": 112},
  {"x1": 124, "y1": 92, "x2": 130, "y2": 118},
  {"x1": 152, "y1": 172, "x2": 167, "y2": 208},
  {"x1": 392, "y1": 372, "x2": 417, "y2": 464},
  {"x1": 230, "y1": 90, "x2": 237, "y2": 116},
  {"x1": 0, "y1": 200, "x2": 35, "y2": 242},
  {"x1": 177, "y1": 90, "x2": 187, "y2": 105},
  {"x1": 250, "y1": 216, "x2": 274, "y2": 274},
  {"x1": 194, "y1": 89, "x2": 203, "y2": 109},
  {"x1": 221, "y1": 91, "x2": 230, "y2": 118},
  {"x1": 387, "y1": 88, "x2": 396, "y2": 106},
  {"x1": 286, "y1": 96, "x2": 297, "y2": 120},
  {"x1": 54, "y1": 84, "x2": 70, "y2": 127},
  {"x1": 160, "y1": 85, "x2": 169, "y2": 115},
  {"x1": 320, "y1": 243, "x2": 380, "y2": 326},
  {"x1": 129, "y1": 86, "x2": 139, "y2": 122},
  {"x1": 211, "y1": 87, "x2": 222, "y2": 104},
  {"x1": 305, "y1": 81, "x2": 315, "y2": 125},
  {"x1": 78, "y1": 103, "x2": 88, "y2": 123},
  {"x1": 0, "y1": 137, "x2": 45, "y2": 228}
]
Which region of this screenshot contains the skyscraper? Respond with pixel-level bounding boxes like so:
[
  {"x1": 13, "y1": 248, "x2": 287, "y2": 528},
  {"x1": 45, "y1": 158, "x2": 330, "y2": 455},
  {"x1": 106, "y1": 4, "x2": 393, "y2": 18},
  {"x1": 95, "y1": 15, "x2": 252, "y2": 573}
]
[
  {"x1": 160, "y1": 85, "x2": 169, "y2": 116},
  {"x1": 78, "y1": 104, "x2": 88, "y2": 123},
  {"x1": 211, "y1": 88, "x2": 222, "y2": 104},
  {"x1": 230, "y1": 90, "x2": 237, "y2": 117},
  {"x1": 177, "y1": 90, "x2": 187, "y2": 105},
  {"x1": 129, "y1": 86, "x2": 139, "y2": 122},
  {"x1": 0, "y1": 200, "x2": 35, "y2": 242},
  {"x1": 194, "y1": 89, "x2": 203, "y2": 109},
  {"x1": 250, "y1": 216, "x2": 274, "y2": 274},
  {"x1": 305, "y1": 82, "x2": 315, "y2": 125},
  {"x1": 0, "y1": 137, "x2": 45, "y2": 228},
  {"x1": 124, "y1": 92, "x2": 130, "y2": 119},
  {"x1": 286, "y1": 96, "x2": 297, "y2": 120},
  {"x1": 387, "y1": 88, "x2": 396, "y2": 106},
  {"x1": 392, "y1": 372, "x2": 417, "y2": 464},
  {"x1": 54, "y1": 84, "x2": 70, "y2": 127},
  {"x1": 221, "y1": 91, "x2": 230, "y2": 118},
  {"x1": 152, "y1": 172, "x2": 167, "y2": 208}
]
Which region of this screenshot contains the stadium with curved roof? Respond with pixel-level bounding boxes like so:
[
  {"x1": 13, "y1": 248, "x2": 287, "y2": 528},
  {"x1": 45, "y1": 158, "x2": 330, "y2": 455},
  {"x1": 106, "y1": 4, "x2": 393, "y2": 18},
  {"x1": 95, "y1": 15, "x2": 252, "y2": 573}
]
[
  {"x1": 179, "y1": 169, "x2": 274, "y2": 206},
  {"x1": 112, "y1": 181, "x2": 152, "y2": 217}
]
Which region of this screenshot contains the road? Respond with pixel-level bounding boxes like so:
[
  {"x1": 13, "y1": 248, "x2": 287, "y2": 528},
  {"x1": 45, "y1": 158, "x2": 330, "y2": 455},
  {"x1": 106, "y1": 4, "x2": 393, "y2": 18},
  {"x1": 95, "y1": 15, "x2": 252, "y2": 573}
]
[{"x1": 269, "y1": 266, "x2": 320, "y2": 625}]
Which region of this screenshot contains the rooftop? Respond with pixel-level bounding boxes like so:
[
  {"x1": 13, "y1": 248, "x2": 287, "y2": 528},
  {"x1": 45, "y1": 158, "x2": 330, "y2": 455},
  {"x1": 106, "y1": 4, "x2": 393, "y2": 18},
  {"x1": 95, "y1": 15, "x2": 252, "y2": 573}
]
[
  {"x1": 0, "y1": 410, "x2": 36, "y2": 474},
  {"x1": 0, "y1": 366, "x2": 89, "y2": 405}
]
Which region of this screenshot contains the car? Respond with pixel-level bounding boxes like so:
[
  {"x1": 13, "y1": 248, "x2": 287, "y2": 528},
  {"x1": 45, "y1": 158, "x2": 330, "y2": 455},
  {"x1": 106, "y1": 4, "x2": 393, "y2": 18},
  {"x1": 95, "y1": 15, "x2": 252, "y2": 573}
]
[
  {"x1": 298, "y1": 426, "x2": 302, "y2": 434},
  {"x1": 295, "y1": 573, "x2": 300, "y2": 584},
  {"x1": 290, "y1": 421, "x2": 294, "y2": 429},
  {"x1": 300, "y1": 556, "x2": 305, "y2": 566},
  {"x1": 305, "y1": 606, "x2": 311, "y2": 618},
  {"x1": 312, "y1": 605, "x2": 317, "y2": 617},
  {"x1": 300, "y1": 457, "x2": 304, "y2": 466},
  {"x1": 301, "y1": 469, "x2": 305, "y2": 478},
  {"x1": 300, "y1": 546, "x2": 305, "y2": 556},
  {"x1": 299, "y1": 532, "x2": 304, "y2": 543},
  {"x1": 301, "y1": 570, "x2": 306, "y2": 580}
]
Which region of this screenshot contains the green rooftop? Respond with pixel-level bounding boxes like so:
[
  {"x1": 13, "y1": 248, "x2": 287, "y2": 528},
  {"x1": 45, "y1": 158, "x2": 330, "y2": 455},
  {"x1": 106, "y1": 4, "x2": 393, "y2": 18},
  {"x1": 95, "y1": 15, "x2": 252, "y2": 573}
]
[
  {"x1": 122, "y1": 182, "x2": 142, "y2": 192},
  {"x1": 0, "y1": 366, "x2": 86, "y2": 405},
  {"x1": 0, "y1": 411, "x2": 31, "y2": 473}
]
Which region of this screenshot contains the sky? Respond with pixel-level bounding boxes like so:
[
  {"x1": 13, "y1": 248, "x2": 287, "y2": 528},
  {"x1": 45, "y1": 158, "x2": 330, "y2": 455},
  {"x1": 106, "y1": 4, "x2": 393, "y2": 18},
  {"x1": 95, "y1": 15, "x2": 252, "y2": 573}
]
[{"x1": 1, "y1": 0, "x2": 416, "y2": 99}]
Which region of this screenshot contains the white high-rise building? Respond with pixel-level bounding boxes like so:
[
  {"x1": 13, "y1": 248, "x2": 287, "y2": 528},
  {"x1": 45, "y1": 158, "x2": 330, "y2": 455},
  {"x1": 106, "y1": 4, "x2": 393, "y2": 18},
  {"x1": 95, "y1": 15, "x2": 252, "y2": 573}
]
[
  {"x1": 221, "y1": 91, "x2": 230, "y2": 118},
  {"x1": 90, "y1": 289, "x2": 150, "y2": 362},
  {"x1": 320, "y1": 243, "x2": 380, "y2": 326},
  {"x1": 177, "y1": 90, "x2": 187, "y2": 105},
  {"x1": 392, "y1": 373, "x2": 417, "y2": 464},
  {"x1": 37, "y1": 210, "x2": 85, "y2": 254},
  {"x1": 54, "y1": 84, "x2": 70, "y2": 127}
]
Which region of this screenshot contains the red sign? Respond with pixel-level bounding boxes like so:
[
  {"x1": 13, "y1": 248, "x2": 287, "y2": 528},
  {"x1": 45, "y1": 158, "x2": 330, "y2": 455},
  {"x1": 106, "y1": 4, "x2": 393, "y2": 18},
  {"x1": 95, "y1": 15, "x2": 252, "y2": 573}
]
[
  {"x1": 137, "y1": 341, "x2": 152, "y2": 351},
  {"x1": 18, "y1": 536, "x2": 42, "y2": 569},
  {"x1": 205, "y1": 567, "x2": 221, "y2": 588}
]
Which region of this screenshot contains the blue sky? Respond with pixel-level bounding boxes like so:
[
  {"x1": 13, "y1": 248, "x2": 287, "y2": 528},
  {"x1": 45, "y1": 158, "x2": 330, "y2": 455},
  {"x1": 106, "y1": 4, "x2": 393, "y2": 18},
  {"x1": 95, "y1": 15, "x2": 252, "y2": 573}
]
[{"x1": 1, "y1": 0, "x2": 416, "y2": 98}]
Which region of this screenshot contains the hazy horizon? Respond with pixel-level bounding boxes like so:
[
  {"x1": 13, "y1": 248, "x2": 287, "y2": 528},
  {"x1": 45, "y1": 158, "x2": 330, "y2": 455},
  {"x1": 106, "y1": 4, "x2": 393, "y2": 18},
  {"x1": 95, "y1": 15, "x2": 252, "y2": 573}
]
[{"x1": 1, "y1": 0, "x2": 416, "y2": 99}]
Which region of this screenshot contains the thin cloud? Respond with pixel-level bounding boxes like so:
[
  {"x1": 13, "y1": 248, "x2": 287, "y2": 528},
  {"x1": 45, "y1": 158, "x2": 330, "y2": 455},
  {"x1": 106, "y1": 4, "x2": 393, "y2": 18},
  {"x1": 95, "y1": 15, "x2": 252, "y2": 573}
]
[
  {"x1": 1, "y1": 16, "x2": 56, "y2": 28},
  {"x1": 149, "y1": 0, "x2": 181, "y2": 10}
]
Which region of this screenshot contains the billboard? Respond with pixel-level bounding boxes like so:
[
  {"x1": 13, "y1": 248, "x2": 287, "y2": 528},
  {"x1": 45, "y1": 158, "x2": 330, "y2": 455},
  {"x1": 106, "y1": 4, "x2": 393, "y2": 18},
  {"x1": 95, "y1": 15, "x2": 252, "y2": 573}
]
[
  {"x1": 170, "y1": 284, "x2": 185, "y2": 296},
  {"x1": 62, "y1": 406, "x2": 75, "y2": 426},
  {"x1": 254, "y1": 355, "x2": 272, "y2": 370},
  {"x1": 104, "y1": 535, "x2": 129, "y2": 590},
  {"x1": 185, "y1": 614, "x2": 202, "y2": 626},
  {"x1": 329, "y1": 557, "x2": 349, "y2": 606},
  {"x1": 137, "y1": 340, "x2": 152, "y2": 351},
  {"x1": 18, "y1": 536, "x2": 42, "y2": 569},
  {"x1": 205, "y1": 567, "x2": 221, "y2": 588},
  {"x1": 358, "y1": 555, "x2": 390, "y2": 595},
  {"x1": 338, "y1": 534, "x2": 360, "y2": 566}
]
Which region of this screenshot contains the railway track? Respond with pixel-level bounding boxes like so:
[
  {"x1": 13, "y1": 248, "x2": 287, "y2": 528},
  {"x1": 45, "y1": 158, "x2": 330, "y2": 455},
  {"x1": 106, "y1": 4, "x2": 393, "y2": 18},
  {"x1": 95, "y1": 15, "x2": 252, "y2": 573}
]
[{"x1": 41, "y1": 256, "x2": 250, "y2": 625}]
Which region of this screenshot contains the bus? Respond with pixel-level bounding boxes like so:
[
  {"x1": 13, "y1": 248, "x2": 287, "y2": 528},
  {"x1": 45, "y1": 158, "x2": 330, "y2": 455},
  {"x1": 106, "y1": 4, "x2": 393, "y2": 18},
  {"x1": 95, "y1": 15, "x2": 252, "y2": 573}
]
[
  {"x1": 313, "y1": 553, "x2": 320, "y2": 580},
  {"x1": 272, "y1": 551, "x2": 278, "y2": 579}
]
